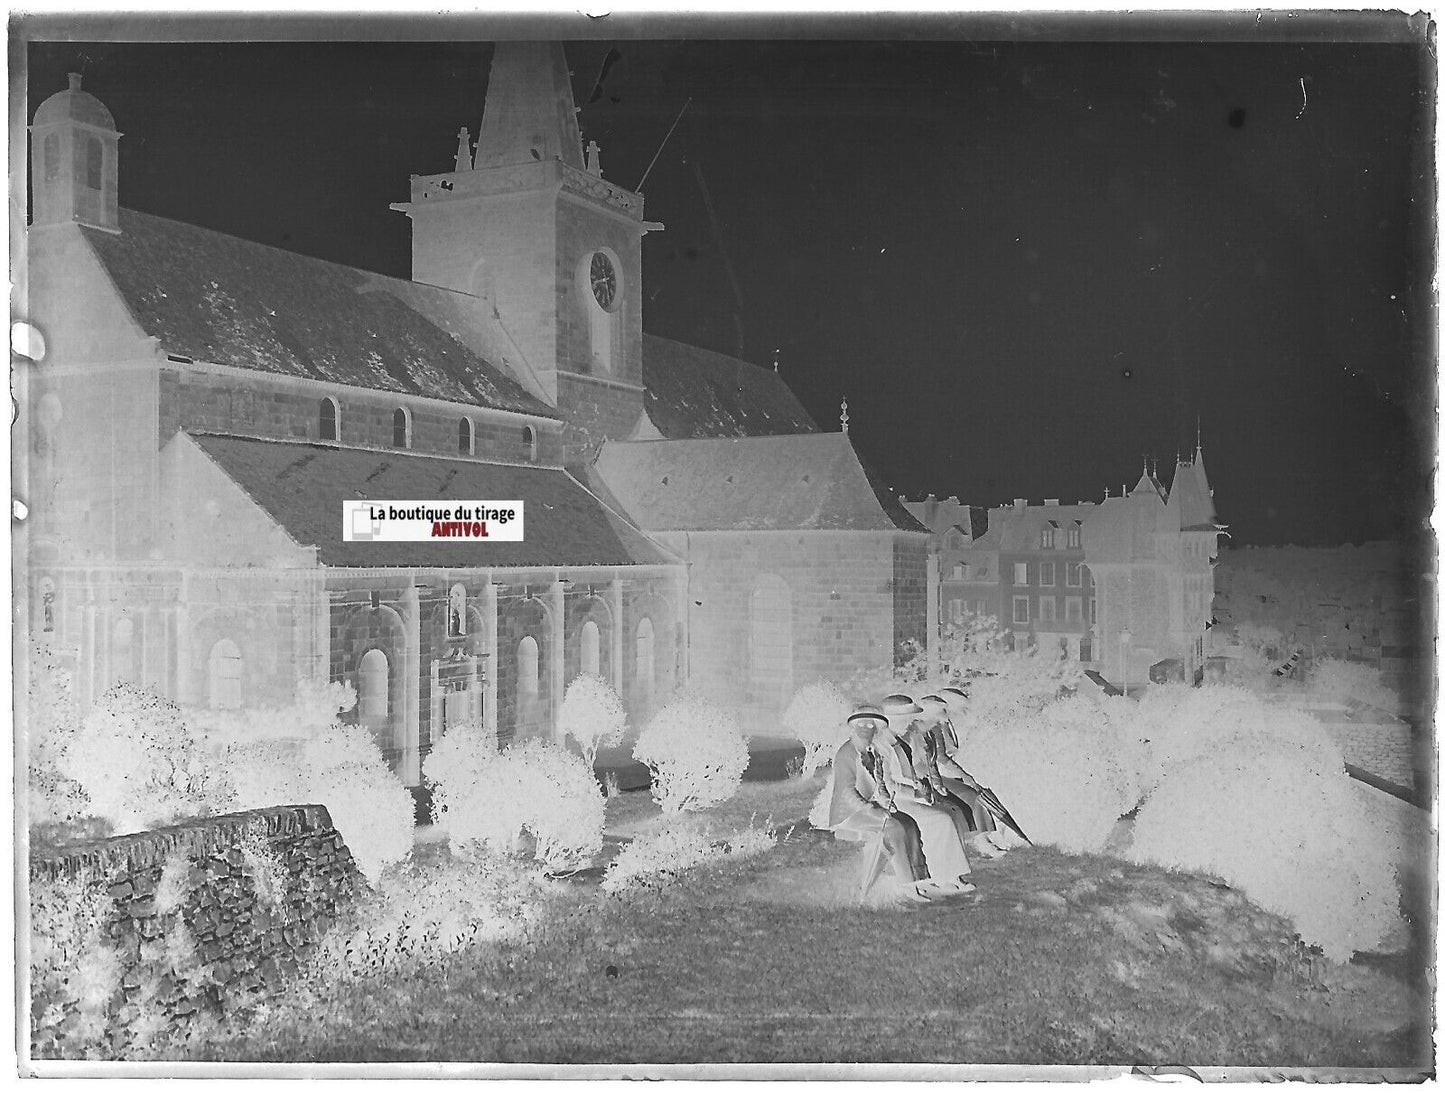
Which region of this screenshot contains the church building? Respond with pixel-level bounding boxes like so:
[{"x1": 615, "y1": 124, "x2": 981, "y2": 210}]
[{"x1": 20, "y1": 46, "x2": 931, "y2": 785}]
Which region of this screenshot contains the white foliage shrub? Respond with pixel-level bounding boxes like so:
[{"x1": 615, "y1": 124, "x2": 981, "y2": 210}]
[
  {"x1": 427, "y1": 727, "x2": 605, "y2": 873},
  {"x1": 57, "y1": 683, "x2": 221, "y2": 834},
  {"x1": 25, "y1": 645, "x2": 91, "y2": 825},
  {"x1": 601, "y1": 820, "x2": 724, "y2": 897},
  {"x1": 1304, "y1": 658, "x2": 1401, "y2": 715},
  {"x1": 557, "y1": 673, "x2": 628, "y2": 768},
  {"x1": 781, "y1": 680, "x2": 853, "y2": 775},
  {"x1": 1127, "y1": 733, "x2": 1404, "y2": 962},
  {"x1": 956, "y1": 689, "x2": 1148, "y2": 854},
  {"x1": 633, "y1": 695, "x2": 749, "y2": 814},
  {"x1": 216, "y1": 682, "x2": 413, "y2": 885}
]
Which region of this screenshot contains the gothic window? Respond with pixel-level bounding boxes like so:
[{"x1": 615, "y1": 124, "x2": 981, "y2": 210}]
[
  {"x1": 319, "y1": 397, "x2": 339, "y2": 441},
  {"x1": 634, "y1": 618, "x2": 655, "y2": 718},
  {"x1": 358, "y1": 649, "x2": 389, "y2": 743},
  {"x1": 393, "y1": 407, "x2": 411, "y2": 449},
  {"x1": 208, "y1": 639, "x2": 244, "y2": 709},
  {"x1": 458, "y1": 416, "x2": 473, "y2": 455},
  {"x1": 85, "y1": 136, "x2": 102, "y2": 190},
  {"x1": 521, "y1": 426, "x2": 537, "y2": 462},
  {"x1": 43, "y1": 133, "x2": 59, "y2": 183},
  {"x1": 580, "y1": 620, "x2": 601, "y2": 677}
]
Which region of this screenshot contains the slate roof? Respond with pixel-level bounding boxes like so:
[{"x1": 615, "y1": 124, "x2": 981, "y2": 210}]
[
  {"x1": 590, "y1": 432, "x2": 928, "y2": 533},
  {"x1": 84, "y1": 209, "x2": 556, "y2": 418},
  {"x1": 641, "y1": 334, "x2": 819, "y2": 439},
  {"x1": 189, "y1": 433, "x2": 674, "y2": 568}
]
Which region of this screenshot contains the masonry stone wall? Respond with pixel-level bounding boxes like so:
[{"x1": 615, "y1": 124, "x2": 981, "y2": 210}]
[
  {"x1": 661, "y1": 531, "x2": 898, "y2": 729},
  {"x1": 158, "y1": 368, "x2": 562, "y2": 464},
  {"x1": 557, "y1": 372, "x2": 645, "y2": 463},
  {"x1": 28, "y1": 805, "x2": 361, "y2": 1058},
  {"x1": 1321, "y1": 720, "x2": 1416, "y2": 791},
  {"x1": 892, "y1": 535, "x2": 930, "y2": 664}
]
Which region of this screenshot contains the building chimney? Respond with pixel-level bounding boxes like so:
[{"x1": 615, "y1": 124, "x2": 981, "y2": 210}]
[{"x1": 1044, "y1": 498, "x2": 1059, "y2": 506}]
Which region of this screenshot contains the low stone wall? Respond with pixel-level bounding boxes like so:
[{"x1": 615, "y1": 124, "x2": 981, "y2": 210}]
[
  {"x1": 1325, "y1": 721, "x2": 1416, "y2": 791},
  {"x1": 29, "y1": 804, "x2": 362, "y2": 1058}
]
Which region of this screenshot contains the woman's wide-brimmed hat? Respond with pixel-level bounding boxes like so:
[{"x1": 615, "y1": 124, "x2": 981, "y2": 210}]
[
  {"x1": 881, "y1": 693, "x2": 924, "y2": 717},
  {"x1": 916, "y1": 695, "x2": 949, "y2": 715},
  {"x1": 937, "y1": 686, "x2": 970, "y2": 711},
  {"x1": 847, "y1": 708, "x2": 889, "y2": 727}
]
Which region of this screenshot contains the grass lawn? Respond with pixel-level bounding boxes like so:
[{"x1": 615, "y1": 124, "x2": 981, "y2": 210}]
[{"x1": 185, "y1": 777, "x2": 1432, "y2": 1070}]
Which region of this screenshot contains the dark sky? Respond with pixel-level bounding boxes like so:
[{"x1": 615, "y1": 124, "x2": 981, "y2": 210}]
[{"x1": 20, "y1": 15, "x2": 1436, "y2": 547}]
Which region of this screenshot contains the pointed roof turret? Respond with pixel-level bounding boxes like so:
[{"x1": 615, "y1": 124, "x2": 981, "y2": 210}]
[{"x1": 474, "y1": 42, "x2": 584, "y2": 171}]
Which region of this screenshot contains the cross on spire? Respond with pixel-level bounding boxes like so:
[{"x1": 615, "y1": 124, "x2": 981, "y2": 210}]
[{"x1": 840, "y1": 398, "x2": 850, "y2": 434}]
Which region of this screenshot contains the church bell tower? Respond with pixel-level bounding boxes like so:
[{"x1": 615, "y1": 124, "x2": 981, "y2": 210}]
[
  {"x1": 391, "y1": 43, "x2": 662, "y2": 461},
  {"x1": 30, "y1": 73, "x2": 121, "y2": 232}
]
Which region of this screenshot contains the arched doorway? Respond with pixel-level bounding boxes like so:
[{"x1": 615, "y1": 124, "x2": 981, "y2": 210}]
[
  {"x1": 516, "y1": 635, "x2": 541, "y2": 738},
  {"x1": 635, "y1": 618, "x2": 655, "y2": 721},
  {"x1": 358, "y1": 648, "x2": 390, "y2": 749},
  {"x1": 208, "y1": 639, "x2": 244, "y2": 709},
  {"x1": 580, "y1": 619, "x2": 601, "y2": 677}
]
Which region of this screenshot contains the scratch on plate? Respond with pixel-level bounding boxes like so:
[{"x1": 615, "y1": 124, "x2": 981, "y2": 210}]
[{"x1": 1295, "y1": 77, "x2": 1307, "y2": 119}]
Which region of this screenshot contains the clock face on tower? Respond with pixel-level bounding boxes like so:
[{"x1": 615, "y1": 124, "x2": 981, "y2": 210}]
[{"x1": 589, "y1": 251, "x2": 617, "y2": 311}]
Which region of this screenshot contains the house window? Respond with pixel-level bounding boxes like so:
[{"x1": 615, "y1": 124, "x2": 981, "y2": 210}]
[
  {"x1": 948, "y1": 598, "x2": 964, "y2": 623},
  {"x1": 1067, "y1": 525, "x2": 1082, "y2": 549},
  {"x1": 1012, "y1": 596, "x2": 1030, "y2": 625},
  {"x1": 319, "y1": 397, "x2": 339, "y2": 441},
  {"x1": 458, "y1": 416, "x2": 473, "y2": 455},
  {"x1": 1040, "y1": 562, "x2": 1055, "y2": 586},
  {"x1": 951, "y1": 563, "x2": 966, "y2": 581},
  {"x1": 393, "y1": 408, "x2": 411, "y2": 448},
  {"x1": 1065, "y1": 596, "x2": 1083, "y2": 623},
  {"x1": 522, "y1": 426, "x2": 537, "y2": 462},
  {"x1": 580, "y1": 620, "x2": 601, "y2": 677},
  {"x1": 85, "y1": 136, "x2": 102, "y2": 190},
  {"x1": 208, "y1": 639, "x2": 244, "y2": 709},
  {"x1": 1038, "y1": 596, "x2": 1057, "y2": 623},
  {"x1": 43, "y1": 133, "x2": 59, "y2": 183},
  {"x1": 1088, "y1": 599, "x2": 1097, "y2": 625},
  {"x1": 1013, "y1": 562, "x2": 1028, "y2": 585},
  {"x1": 1040, "y1": 527, "x2": 1055, "y2": 549},
  {"x1": 1066, "y1": 562, "x2": 1082, "y2": 587}
]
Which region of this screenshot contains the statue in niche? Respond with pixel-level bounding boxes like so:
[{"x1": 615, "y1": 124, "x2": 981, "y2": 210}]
[{"x1": 449, "y1": 585, "x2": 467, "y2": 638}]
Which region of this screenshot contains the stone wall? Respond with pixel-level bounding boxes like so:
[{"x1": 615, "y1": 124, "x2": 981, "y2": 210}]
[{"x1": 29, "y1": 805, "x2": 361, "y2": 1057}]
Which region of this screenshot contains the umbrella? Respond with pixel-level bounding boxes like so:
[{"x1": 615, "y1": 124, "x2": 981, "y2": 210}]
[{"x1": 974, "y1": 784, "x2": 1031, "y2": 845}]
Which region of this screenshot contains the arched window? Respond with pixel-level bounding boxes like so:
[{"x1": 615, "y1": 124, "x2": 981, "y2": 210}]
[
  {"x1": 458, "y1": 416, "x2": 473, "y2": 455},
  {"x1": 358, "y1": 649, "x2": 389, "y2": 742},
  {"x1": 43, "y1": 133, "x2": 59, "y2": 183},
  {"x1": 635, "y1": 617, "x2": 655, "y2": 718},
  {"x1": 517, "y1": 635, "x2": 541, "y2": 735},
  {"x1": 580, "y1": 620, "x2": 600, "y2": 677},
  {"x1": 112, "y1": 617, "x2": 134, "y2": 684},
  {"x1": 521, "y1": 426, "x2": 537, "y2": 462},
  {"x1": 319, "y1": 397, "x2": 338, "y2": 441},
  {"x1": 749, "y1": 575, "x2": 793, "y2": 706},
  {"x1": 85, "y1": 136, "x2": 102, "y2": 190},
  {"x1": 392, "y1": 407, "x2": 411, "y2": 448},
  {"x1": 208, "y1": 639, "x2": 244, "y2": 709}
]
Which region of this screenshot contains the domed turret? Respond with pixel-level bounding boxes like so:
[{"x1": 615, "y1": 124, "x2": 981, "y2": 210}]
[{"x1": 30, "y1": 73, "x2": 121, "y2": 232}]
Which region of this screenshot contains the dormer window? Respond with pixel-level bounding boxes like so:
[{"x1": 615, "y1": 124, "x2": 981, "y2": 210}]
[
  {"x1": 319, "y1": 397, "x2": 339, "y2": 441},
  {"x1": 393, "y1": 407, "x2": 411, "y2": 449},
  {"x1": 458, "y1": 416, "x2": 474, "y2": 455},
  {"x1": 1040, "y1": 527, "x2": 1055, "y2": 549},
  {"x1": 1067, "y1": 524, "x2": 1082, "y2": 549},
  {"x1": 522, "y1": 425, "x2": 537, "y2": 462}
]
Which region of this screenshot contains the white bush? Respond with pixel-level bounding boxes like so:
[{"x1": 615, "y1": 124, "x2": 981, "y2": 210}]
[
  {"x1": 1127, "y1": 735, "x2": 1404, "y2": 962},
  {"x1": 427, "y1": 729, "x2": 605, "y2": 873},
  {"x1": 601, "y1": 819, "x2": 724, "y2": 896},
  {"x1": 781, "y1": 680, "x2": 853, "y2": 775},
  {"x1": 26, "y1": 644, "x2": 90, "y2": 825},
  {"x1": 632, "y1": 695, "x2": 749, "y2": 814},
  {"x1": 956, "y1": 689, "x2": 1147, "y2": 854},
  {"x1": 57, "y1": 683, "x2": 221, "y2": 834},
  {"x1": 557, "y1": 673, "x2": 627, "y2": 768},
  {"x1": 1304, "y1": 657, "x2": 1401, "y2": 715},
  {"x1": 215, "y1": 683, "x2": 413, "y2": 885}
]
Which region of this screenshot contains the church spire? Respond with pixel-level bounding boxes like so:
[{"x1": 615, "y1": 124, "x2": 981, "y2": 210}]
[{"x1": 474, "y1": 42, "x2": 584, "y2": 171}]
